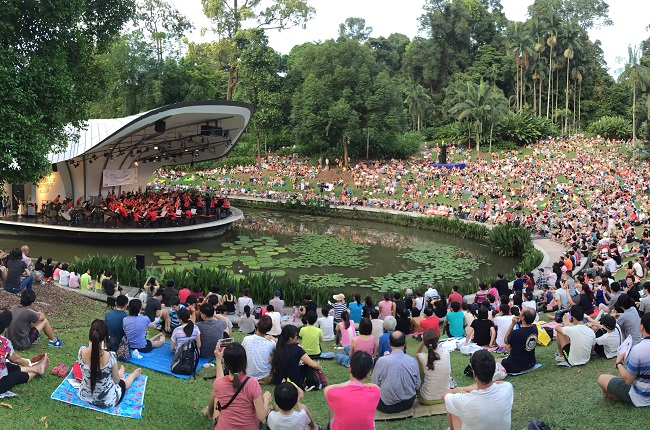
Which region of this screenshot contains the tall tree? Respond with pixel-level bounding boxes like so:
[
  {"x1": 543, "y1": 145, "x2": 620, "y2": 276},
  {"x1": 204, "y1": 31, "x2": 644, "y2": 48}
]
[
  {"x1": 506, "y1": 22, "x2": 533, "y2": 112},
  {"x1": 403, "y1": 80, "x2": 432, "y2": 131},
  {"x1": 338, "y1": 17, "x2": 373, "y2": 43},
  {"x1": 560, "y1": 24, "x2": 584, "y2": 134},
  {"x1": 0, "y1": 0, "x2": 134, "y2": 185},
  {"x1": 620, "y1": 46, "x2": 650, "y2": 141},
  {"x1": 201, "y1": 0, "x2": 315, "y2": 100},
  {"x1": 134, "y1": 0, "x2": 193, "y2": 62}
]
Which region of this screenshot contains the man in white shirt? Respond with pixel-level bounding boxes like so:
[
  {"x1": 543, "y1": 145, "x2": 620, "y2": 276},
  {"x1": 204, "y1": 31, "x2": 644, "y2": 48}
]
[
  {"x1": 424, "y1": 284, "x2": 439, "y2": 303},
  {"x1": 555, "y1": 306, "x2": 595, "y2": 367},
  {"x1": 269, "y1": 290, "x2": 285, "y2": 314},
  {"x1": 241, "y1": 315, "x2": 276, "y2": 384},
  {"x1": 633, "y1": 258, "x2": 645, "y2": 280},
  {"x1": 317, "y1": 307, "x2": 335, "y2": 341},
  {"x1": 443, "y1": 349, "x2": 513, "y2": 430}
]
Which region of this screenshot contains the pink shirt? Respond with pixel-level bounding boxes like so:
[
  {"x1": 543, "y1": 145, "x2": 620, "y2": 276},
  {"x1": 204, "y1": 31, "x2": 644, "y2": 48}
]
[
  {"x1": 178, "y1": 288, "x2": 191, "y2": 304},
  {"x1": 378, "y1": 300, "x2": 393, "y2": 319},
  {"x1": 213, "y1": 374, "x2": 262, "y2": 430},
  {"x1": 353, "y1": 335, "x2": 375, "y2": 356},
  {"x1": 339, "y1": 323, "x2": 356, "y2": 347},
  {"x1": 325, "y1": 382, "x2": 381, "y2": 430}
]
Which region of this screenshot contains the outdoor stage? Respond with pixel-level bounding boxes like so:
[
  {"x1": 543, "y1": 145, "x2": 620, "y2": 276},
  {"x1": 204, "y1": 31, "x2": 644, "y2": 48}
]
[{"x1": 0, "y1": 207, "x2": 244, "y2": 243}]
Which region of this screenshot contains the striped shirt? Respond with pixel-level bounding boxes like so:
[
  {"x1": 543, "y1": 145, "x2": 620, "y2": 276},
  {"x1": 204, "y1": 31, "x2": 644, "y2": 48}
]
[
  {"x1": 627, "y1": 337, "x2": 650, "y2": 407},
  {"x1": 332, "y1": 303, "x2": 346, "y2": 323}
]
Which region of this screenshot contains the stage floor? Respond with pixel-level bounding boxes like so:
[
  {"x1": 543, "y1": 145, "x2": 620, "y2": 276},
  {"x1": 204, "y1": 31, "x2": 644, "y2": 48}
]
[{"x1": 0, "y1": 207, "x2": 244, "y2": 242}]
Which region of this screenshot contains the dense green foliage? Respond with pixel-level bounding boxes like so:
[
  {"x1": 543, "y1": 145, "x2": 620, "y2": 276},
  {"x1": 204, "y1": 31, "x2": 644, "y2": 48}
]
[
  {"x1": 0, "y1": 0, "x2": 134, "y2": 185},
  {"x1": 587, "y1": 115, "x2": 633, "y2": 139}
]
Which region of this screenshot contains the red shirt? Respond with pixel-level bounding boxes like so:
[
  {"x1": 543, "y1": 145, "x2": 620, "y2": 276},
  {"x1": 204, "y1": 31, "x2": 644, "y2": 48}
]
[
  {"x1": 419, "y1": 316, "x2": 440, "y2": 337},
  {"x1": 449, "y1": 292, "x2": 463, "y2": 304}
]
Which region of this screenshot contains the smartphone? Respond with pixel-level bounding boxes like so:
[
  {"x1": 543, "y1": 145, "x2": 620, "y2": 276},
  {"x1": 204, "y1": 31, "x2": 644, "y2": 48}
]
[{"x1": 217, "y1": 338, "x2": 233, "y2": 348}]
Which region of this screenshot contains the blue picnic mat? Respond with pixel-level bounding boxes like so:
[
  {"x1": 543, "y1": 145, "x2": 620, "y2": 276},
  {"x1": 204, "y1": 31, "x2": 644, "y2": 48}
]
[
  {"x1": 127, "y1": 342, "x2": 210, "y2": 379},
  {"x1": 508, "y1": 363, "x2": 542, "y2": 376},
  {"x1": 50, "y1": 372, "x2": 147, "y2": 419}
]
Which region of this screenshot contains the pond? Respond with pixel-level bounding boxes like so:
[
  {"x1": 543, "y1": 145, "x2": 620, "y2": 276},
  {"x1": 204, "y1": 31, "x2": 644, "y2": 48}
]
[{"x1": 0, "y1": 209, "x2": 519, "y2": 295}]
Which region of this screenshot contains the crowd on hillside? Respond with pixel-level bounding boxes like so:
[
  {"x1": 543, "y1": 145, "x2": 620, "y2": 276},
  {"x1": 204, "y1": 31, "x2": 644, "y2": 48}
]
[{"x1": 151, "y1": 137, "x2": 650, "y2": 251}]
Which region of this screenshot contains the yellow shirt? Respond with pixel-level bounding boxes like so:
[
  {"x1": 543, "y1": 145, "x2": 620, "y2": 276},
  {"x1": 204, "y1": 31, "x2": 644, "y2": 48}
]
[{"x1": 299, "y1": 325, "x2": 322, "y2": 355}]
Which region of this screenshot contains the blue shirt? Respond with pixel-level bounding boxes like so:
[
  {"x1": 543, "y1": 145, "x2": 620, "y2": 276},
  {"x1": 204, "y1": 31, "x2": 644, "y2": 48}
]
[
  {"x1": 513, "y1": 279, "x2": 525, "y2": 292},
  {"x1": 377, "y1": 332, "x2": 391, "y2": 357},
  {"x1": 105, "y1": 310, "x2": 127, "y2": 344},
  {"x1": 446, "y1": 311, "x2": 465, "y2": 337},
  {"x1": 372, "y1": 349, "x2": 421, "y2": 405},
  {"x1": 122, "y1": 315, "x2": 150, "y2": 349},
  {"x1": 349, "y1": 302, "x2": 363, "y2": 323},
  {"x1": 627, "y1": 337, "x2": 650, "y2": 407}
]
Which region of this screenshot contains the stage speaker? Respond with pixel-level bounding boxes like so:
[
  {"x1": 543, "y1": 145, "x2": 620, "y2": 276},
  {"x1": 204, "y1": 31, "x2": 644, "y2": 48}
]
[
  {"x1": 154, "y1": 120, "x2": 166, "y2": 133},
  {"x1": 439, "y1": 145, "x2": 448, "y2": 165},
  {"x1": 136, "y1": 254, "x2": 145, "y2": 270},
  {"x1": 52, "y1": 163, "x2": 58, "y2": 172}
]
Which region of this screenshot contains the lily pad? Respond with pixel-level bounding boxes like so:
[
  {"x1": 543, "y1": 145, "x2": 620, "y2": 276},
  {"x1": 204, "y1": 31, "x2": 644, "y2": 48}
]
[
  {"x1": 153, "y1": 251, "x2": 170, "y2": 256},
  {"x1": 158, "y1": 255, "x2": 176, "y2": 260},
  {"x1": 267, "y1": 269, "x2": 286, "y2": 277},
  {"x1": 158, "y1": 260, "x2": 176, "y2": 265},
  {"x1": 175, "y1": 252, "x2": 188, "y2": 257},
  {"x1": 186, "y1": 249, "x2": 201, "y2": 254}
]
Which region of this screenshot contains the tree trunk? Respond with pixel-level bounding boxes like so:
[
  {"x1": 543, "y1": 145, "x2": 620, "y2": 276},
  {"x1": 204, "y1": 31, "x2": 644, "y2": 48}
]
[
  {"x1": 565, "y1": 58, "x2": 570, "y2": 134},
  {"x1": 572, "y1": 80, "x2": 577, "y2": 133},
  {"x1": 555, "y1": 67, "x2": 559, "y2": 124},
  {"x1": 578, "y1": 81, "x2": 582, "y2": 131},
  {"x1": 539, "y1": 76, "x2": 543, "y2": 117},
  {"x1": 533, "y1": 79, "x2": 537, "y2": 115},
  {"x1": 227, "y1": 67, "x2": 239, "y2": 101},
  {"x1": 343, "y1": 136, "x2": 349, "y2": 167},
  {"x1": 489, "y1": 123, "x2": 494, "y2": 153},
  {"x1": 476, "y1": 122, "x2": 481, "y2": 153},
  {"x1": 256, "y1": 134, "x2": 261, "y2": 159},
  {"x1": 547, "y1": 44, "x2": 553, "y2": 119},
  {"x1": 633, "y1": 83, "x2": 637, "y2": 141}
]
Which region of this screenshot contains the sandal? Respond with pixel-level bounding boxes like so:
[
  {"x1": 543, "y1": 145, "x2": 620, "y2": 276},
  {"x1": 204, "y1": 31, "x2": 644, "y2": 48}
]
[
  {"x1": 57, "y1": 364, "x2": 70, "y2": 377},
  {"x1": 30, "y1": 353, "x2": 45, "y2": 365},
  {"x1": 51, "y1": 362, "x2": 64, "y2": 375}
]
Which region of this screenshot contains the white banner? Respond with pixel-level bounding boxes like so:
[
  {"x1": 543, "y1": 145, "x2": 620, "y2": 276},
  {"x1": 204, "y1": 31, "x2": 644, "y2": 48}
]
[{"x1": 102, "y1": 169, "x2": 138, "y2": 187}]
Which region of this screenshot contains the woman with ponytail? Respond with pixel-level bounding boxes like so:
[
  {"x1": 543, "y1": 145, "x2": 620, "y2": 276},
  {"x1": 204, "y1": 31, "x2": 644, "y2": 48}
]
[
  {"x1": 335, "y1": 311, "x2": 356, "y2": 350},
  {"x1": 415, "y1": 328, "x2": 451, "y2": 405},
  {"x1": 78, "y1": 319, "x2": 141, "y2": 408},
  {"x1": 208, "y1": 342, "x2": 271, "y2": 429},
  {"x1": 170, "y1": 308, "x2": 201, "y2": 352},
  {"x1": 271, "y1": 325, "x2": 322, "y2": 387}
]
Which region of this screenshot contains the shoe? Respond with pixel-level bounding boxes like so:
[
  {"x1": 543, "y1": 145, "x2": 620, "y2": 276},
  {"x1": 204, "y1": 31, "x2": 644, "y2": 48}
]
[
  {"x1": 30, "y1": 353, "x2": 45, "y2": 365},
  {"x1": 48, "y1": 338, "x2": 63, "y2": 347},
  {"x1": 51, "y1": 362, "x2": 64, "y2": 375},
  {"x1": 57, "y1": 364, "x2": 70, "y2": 377},
  {"x1": 557, "y1": 361, "x2": 571, "y2": 367},
  {"x1": 555, "y1": 354, "x2": 567, "y2": 362},
  {"x1": 305, "y1": 385, "x2": 316, "y2": 392}
]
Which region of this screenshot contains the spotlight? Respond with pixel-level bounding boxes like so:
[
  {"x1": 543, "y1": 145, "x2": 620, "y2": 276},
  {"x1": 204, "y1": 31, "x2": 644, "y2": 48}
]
[
  {"x1": 154, "y1": 146, "x2": 159, "y2": 150},
  {"x1": 134, "y1": 161, "x2": 139, "y2": 167}
]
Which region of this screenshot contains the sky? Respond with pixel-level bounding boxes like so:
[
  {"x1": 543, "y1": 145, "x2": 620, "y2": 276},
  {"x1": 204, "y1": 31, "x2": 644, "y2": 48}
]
[{"x1": 170, "y1": 0, "x2": 648, "y2": 76}]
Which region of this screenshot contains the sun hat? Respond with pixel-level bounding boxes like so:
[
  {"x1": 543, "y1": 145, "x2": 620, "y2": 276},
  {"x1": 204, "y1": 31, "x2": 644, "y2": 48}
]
[{"x1": 332, "y1": 293, "x2": 345, "y2": 302}]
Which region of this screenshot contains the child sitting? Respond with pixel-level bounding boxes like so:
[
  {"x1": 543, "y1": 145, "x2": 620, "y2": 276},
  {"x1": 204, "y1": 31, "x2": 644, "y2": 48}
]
[
  {"x1": 239, "y1": 305, "x2": 256, "y2": 334},
  {"x1": 267, "y1": 382, "x2": 319, "y2": 430},
  {"x1": 161, "y1": 296, "x2": 184, "y2": 335}
]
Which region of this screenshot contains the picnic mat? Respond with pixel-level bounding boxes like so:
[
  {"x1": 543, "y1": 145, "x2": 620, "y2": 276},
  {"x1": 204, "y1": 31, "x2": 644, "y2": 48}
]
[
  {"x1": 508, "y1": 363, "x2": 542, "y2": 376},
  {"x1": 50, "y1": 371, "x2": 147, "y2": 419},
  {"x1": 374, "y1": 399, "x2": 447, "y2": 420},
  {"x1": 127, "y1": 342, "x2": 210, "y2": 379}
]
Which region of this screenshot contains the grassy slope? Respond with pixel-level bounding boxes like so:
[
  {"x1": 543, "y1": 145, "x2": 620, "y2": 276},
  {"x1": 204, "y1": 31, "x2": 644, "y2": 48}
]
[{"x1": 3, "y1": 298, "x2": 650, "y2": 430}]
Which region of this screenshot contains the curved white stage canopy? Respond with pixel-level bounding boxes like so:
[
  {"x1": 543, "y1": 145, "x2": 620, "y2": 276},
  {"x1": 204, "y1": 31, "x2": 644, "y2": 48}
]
[{"x1": 30, "y1": 100, "x2": 253, "y2": 205}]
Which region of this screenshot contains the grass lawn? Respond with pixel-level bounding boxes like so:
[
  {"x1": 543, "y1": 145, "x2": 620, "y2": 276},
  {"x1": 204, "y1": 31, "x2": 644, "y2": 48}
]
[{"x1": 3, "y1": 293, "x2": 650, "y2": 430}]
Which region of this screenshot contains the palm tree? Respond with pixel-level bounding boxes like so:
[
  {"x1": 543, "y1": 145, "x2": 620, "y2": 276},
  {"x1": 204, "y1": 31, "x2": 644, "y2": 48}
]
[
  {"x1": 620, "y1": 46, "x2": 650, "y2": 141},
  {"x1": 560, "y1": 25, "x2": 584, "y2": 134},
  {"x1": 528, "y1": 17, "x2": 546, "y2": 116},
  {"x1": 403, "y1": 80, "x2": 432, "y2": 131},
  {"x1": 544, "y1": 13, "x2": 560, "y2": 119},
  {"x1": 506, "y1": 22, "x2": 534, "y2": 113},
  {"x1": 449, "y1": 80, "x2": 495, "y2": 152}
]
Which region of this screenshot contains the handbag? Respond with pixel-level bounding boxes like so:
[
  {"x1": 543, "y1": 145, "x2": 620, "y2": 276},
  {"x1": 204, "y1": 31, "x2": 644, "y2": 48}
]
[{"x1": 116, "y1": 336, "x2": 131, "y2": 362}]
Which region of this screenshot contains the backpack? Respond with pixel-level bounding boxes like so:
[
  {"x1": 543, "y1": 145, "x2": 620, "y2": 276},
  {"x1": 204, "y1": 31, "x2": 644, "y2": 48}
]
[
  {"x1": 116, "y1": 336, "x2": 131, "y2": 362},
  {"x1": 253, "y1": 306, "x2": 263, "y2": 319},
  {"x1": 171, "y1": 339, "x2": 199, "y2": 376}
]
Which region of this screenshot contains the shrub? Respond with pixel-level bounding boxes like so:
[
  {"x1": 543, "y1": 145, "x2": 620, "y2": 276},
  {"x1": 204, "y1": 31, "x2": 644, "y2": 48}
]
[
  {"x1": 496, "y1": 112, "x2": 542, "y2": 145},
  {"x1": 428, "y1": 122, "x2": 464, "y2": 142},
  {"x1": 487, "y1": 224, "x2": 532, "y2": 258},
  {"x1": 587, "y1": 115, "x2": 632, "y2": 140}
]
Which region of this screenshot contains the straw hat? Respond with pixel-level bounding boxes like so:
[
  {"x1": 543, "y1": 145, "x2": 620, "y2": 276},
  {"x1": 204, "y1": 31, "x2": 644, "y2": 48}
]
[{"x1": 332, "y1": 293, "x2": 345, "y2": 302}]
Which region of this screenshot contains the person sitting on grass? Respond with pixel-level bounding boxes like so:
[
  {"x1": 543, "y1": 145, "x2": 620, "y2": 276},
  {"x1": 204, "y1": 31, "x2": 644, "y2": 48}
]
[
  {"x1": 336, "y1": 318, "x2": 376, "y2": 368},
  {"x1": 268, "y1": 382, "x2": 320, "y2": 430},
  {"x1": 78, "y1": 319, "x2": 142, "y2": 409},
  {"x1": 7, "y1": 290, "x2": 62, "y2": 349},
  {"x1": 324, "y1": 351, "x2": 380, "y2": 430},
  {"x1": 122, "y1": 299, "x2": 165, "y2": 353},
  {"x1": 597, "y1": 313, "x2": 650, "y2": 407},
  {"x1": 372, "y1": 331, "x2": 420, "y2": 414},
  {"x1": 316, "y1": 306, "x2": 335, "y2": 342},
  {"x1": 271, "y1": 325, "x2": 323, "y2": 388},
  {"x1": 0, "y1": 309, "x2": 50, "y2": 396},
  {"x1": 497, "y1": 308, "x2": 538, "y2": 374},
  {"x1": 208, "y1": 342, "x2": 272, "y2": 430},
  {"x1": 376, "y1": 316, "x2": 396, "y2": 358},
  {"x1": 105, "y1": 295, "x2": 128, "y2": 351},
  {"x1": 58, "y1": 263, "x2": 71, "y2": 287},
  {"x1": 445, "y1": 301, "x2": 465, "y2": 337},
  {"x1": 555, "y1": 305, "x2": 595, "y2": 367},
  {"x1": 300, "y1": 311, "x2": 323, "y2": 358},
  {"x1": 588, "y1": 314, "x2": 622, "y2": 359},
  {"x1": 443, "y1": 349, "x2": 513, "y2": 430},
  {"x1": 334, "y1": 311, "x2": 355, "y2": 352},
  {"x1": 160, "y1": 296, "x2": 183, "y2": 335},
  {"x1": 242, "y1": 315, "x2": 276, "y2": 384},
  {"x1": 170, "y1": 308, "x2": 200, "y2": 352},
  {"x1": 196, "y1": 303, "x2": 226, "y2": 359},
  {"x1": 416, "y1": 328, "x2": 451, "y2": 405},
  {"x1": 3, "y1": 248, "x2": 33, "y2": 294},
  {"x1": 239, "y1": 305, "x2": 256, "y2": 335},
  {"x1": 266, "y1": 305, "x2": 282, "y2": 336},
  {"x1": 464, "y1": 306, "x2": 496, "y2": 347}
]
